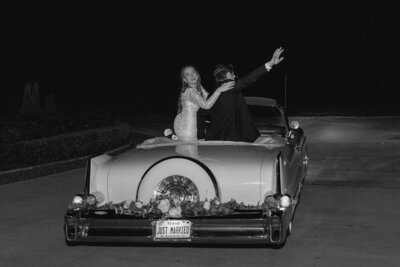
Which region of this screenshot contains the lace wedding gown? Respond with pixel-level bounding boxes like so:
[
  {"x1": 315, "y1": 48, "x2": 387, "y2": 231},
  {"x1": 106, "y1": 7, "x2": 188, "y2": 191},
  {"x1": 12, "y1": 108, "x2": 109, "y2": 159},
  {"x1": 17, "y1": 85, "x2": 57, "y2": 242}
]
[{"x1": 174, "y1": 87, "x2": 221, "y2": 141}]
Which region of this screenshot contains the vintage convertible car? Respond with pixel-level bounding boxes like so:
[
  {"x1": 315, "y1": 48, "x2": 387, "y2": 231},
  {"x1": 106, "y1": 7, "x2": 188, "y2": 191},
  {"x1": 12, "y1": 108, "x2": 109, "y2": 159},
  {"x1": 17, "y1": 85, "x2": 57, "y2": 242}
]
[{"x1": 64, "y1": 97, "x2": 308, "y2": 246}]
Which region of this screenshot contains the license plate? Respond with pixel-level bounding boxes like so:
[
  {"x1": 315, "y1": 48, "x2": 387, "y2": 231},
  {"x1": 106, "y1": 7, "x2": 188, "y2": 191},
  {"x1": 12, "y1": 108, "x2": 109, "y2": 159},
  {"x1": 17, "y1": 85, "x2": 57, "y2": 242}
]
[{"x1": 153, "y1": 220, "x2": 192, "y2": 241}]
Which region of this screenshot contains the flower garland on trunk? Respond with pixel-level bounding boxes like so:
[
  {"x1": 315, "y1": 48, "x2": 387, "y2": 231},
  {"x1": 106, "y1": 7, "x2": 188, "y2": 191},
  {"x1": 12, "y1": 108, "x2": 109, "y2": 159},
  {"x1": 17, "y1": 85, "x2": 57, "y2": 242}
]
[
  {"x1": 68, "y1": 194, "x2": 271, "y2": 219},
  {"x1": 111, "y1": 197, "x2": 263, "y2": 218}
]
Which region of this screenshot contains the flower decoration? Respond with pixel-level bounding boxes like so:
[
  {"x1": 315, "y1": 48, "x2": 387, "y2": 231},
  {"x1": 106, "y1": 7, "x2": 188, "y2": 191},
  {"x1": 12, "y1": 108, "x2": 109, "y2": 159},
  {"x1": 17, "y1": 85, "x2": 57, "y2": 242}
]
[
  {"x1": 168, "y1": 207, "x2": 182, "y2": 218},
  {"x1": 69, "y1": 193, "x2": 271, "y2": 219},
  {"x1": 157, "y1": 199, "x2": 170, "y2": 214},
  {"x1": 203, "y1": 201, "x2": 210, "y2": 211},
  {"x1": 123, "y1": 199, "x2": 134, "y2": 209},
  {"x1": 135, "y1": 201, "x2": 143, "y2": 209}
]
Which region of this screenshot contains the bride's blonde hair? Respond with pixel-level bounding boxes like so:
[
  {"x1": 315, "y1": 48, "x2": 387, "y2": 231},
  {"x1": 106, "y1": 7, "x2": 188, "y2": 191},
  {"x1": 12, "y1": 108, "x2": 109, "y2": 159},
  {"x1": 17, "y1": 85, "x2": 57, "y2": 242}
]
[{"x1": 177, "y1": 65, "x2": 203, "y2": 114}]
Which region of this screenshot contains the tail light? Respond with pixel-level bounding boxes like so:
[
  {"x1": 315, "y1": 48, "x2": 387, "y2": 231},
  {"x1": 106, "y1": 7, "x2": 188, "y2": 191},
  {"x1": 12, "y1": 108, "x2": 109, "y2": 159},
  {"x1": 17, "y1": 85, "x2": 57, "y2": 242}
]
[{"x1": 264, "y1": 194, "x2": 292, "y2": 210}]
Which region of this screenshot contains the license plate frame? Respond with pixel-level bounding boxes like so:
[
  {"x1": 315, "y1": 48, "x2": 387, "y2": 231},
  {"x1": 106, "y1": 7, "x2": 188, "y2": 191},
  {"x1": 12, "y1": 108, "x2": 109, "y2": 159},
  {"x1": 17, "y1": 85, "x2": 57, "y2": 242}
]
[{"x1": 153, "y1": 220, "x2": 192, "y2": 241}]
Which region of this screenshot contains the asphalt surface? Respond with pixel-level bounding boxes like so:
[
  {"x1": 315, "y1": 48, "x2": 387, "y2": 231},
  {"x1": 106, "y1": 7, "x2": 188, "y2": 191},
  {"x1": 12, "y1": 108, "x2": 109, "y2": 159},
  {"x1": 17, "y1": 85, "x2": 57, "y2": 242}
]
[{"x1": 1, "y1": 117, "x2": 400, "y2": 267}]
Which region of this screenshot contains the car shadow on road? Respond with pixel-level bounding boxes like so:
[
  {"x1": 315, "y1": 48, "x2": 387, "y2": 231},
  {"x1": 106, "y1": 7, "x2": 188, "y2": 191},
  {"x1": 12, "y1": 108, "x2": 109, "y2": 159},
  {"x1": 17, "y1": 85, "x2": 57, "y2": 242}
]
[{"x1": 74, "y1": 242, "x2": 286, "y2": 249}]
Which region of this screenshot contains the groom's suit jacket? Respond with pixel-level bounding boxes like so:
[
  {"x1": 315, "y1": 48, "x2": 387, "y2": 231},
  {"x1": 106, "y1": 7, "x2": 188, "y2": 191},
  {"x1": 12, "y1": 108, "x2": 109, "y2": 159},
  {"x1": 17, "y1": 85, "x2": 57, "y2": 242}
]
[{"x1": 203, "y1": 65, "x2": 268, "y2": 142}]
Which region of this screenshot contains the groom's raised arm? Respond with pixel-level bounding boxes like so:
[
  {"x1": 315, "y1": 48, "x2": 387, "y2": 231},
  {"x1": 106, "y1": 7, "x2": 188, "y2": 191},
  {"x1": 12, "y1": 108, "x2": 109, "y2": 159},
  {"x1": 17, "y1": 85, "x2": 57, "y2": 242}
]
[
  {"x1": 228, "y1": 64, "x2": 269, "y2": 93},
  {"x1": 227, "y1": 47, "x2": 284, "y2": 93}
]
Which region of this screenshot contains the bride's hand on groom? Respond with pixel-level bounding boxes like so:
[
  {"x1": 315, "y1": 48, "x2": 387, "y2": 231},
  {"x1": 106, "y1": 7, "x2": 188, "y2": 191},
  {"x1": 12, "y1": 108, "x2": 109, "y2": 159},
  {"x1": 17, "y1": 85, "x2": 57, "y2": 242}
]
[{"x1": 218, "y1": 81, "x2": 235, "y2": 92}]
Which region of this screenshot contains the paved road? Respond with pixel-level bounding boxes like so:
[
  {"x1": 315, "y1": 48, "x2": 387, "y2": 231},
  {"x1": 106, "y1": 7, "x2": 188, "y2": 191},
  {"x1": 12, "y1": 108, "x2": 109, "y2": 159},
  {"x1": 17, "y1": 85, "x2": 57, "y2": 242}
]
[{"x1": 1, "y1": 117, "x2": 400, "y2": 267}]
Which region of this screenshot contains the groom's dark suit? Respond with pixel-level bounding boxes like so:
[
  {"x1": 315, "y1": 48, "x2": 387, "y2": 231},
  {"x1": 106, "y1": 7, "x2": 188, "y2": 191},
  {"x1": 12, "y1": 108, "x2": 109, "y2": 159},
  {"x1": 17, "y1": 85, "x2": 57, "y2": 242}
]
[{"x1": 203, "y1": 65, "x2": 269, "y2": 142}]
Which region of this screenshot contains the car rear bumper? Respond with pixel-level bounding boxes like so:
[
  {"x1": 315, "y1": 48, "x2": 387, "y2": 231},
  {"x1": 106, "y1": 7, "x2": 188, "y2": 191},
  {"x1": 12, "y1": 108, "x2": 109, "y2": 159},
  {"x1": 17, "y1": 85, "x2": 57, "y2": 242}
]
[{"x1": 64, "y1": 209, "x2": 290, "y2": 245}]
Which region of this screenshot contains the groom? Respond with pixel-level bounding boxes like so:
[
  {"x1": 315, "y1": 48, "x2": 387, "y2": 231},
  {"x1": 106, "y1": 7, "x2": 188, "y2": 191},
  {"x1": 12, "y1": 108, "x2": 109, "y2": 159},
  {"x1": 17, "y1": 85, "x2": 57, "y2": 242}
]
[{"x1": 202, "y1": 47, "x2": 284, "y2": 142}]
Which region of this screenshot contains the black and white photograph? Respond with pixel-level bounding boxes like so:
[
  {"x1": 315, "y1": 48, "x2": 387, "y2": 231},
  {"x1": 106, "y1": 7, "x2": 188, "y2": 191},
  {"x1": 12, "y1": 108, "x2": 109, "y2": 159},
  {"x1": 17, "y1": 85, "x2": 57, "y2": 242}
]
[{"x1": 1, "y1": 0, "x2": 399, "y2": 266}]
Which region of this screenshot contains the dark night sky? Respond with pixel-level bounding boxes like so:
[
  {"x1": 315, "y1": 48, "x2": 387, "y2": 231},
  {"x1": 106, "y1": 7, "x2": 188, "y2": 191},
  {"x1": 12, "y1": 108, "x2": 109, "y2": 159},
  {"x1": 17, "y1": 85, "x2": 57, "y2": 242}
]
[{"x1": 1, "y1": 0, "x2": 399, "y2": 115}]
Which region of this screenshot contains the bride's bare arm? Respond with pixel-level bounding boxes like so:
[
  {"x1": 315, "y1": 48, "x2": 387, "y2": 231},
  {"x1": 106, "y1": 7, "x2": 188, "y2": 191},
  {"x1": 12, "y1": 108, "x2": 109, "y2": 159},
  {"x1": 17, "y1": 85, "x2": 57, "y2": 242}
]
[
  {"x1": 187, "y1": 82, "x2": 234, "y2": 109},
  {"x1": 200, "y1": 85, "x2": 209, "y2": 99}
]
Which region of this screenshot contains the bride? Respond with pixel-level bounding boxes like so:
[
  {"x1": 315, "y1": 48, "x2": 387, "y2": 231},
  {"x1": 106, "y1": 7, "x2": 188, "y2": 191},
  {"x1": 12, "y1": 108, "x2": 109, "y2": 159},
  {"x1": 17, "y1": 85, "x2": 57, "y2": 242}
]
[{"x1": 174, "y1": 65, "x2": 234, "y2": 141}]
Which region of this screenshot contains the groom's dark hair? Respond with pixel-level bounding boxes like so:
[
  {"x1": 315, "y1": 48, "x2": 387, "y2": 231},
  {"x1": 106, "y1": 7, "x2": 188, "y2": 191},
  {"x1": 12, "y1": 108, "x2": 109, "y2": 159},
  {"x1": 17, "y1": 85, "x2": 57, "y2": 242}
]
[{"x1": 213, "y1": 64, "x2": 234, "y2": 82}]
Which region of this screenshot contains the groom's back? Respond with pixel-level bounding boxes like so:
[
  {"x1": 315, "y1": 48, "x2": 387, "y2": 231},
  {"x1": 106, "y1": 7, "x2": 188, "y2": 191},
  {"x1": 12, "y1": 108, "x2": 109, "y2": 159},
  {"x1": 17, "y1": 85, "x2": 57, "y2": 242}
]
[
  {"x1": 207, "y1": 81, "x2": 259, "y2": 142},
  {"x1": 206, "y1": 64, "x2": 268, "y2": 142},
  {"x1": 207, "y1": 82, "x2": 247, "y2": 141}
]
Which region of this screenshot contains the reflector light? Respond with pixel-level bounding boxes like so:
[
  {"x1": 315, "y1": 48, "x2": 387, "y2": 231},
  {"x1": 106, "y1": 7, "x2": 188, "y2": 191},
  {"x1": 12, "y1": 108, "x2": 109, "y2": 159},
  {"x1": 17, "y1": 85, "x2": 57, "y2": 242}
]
[
  {"x1": 264, "y1": 195, "x2": 278, "y2": 208},
  {"x1": 86, "y1": 195, "x2": 97, "y2": 205}
]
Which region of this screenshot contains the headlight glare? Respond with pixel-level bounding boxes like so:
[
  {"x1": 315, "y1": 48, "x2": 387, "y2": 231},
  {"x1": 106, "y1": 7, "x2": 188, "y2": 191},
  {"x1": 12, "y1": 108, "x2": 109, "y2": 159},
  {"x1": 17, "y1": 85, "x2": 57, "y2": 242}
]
[
  {"x1": 279, "y1": 195, "x2": 292, "y2": 208},
  {"x1": 72, "y1": 195, "x2": 84, "y2": 205}
]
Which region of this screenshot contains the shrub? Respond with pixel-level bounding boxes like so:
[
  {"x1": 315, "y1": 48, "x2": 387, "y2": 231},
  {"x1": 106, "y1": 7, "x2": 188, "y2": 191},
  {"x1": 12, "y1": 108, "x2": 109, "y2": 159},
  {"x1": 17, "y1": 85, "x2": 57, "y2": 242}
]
[
  {"x1": 0, "y1": 111, "x2": 115, "y2": 145},
  {"x1": 0, "y1": 123, "x2": 130, "y2": 171}
]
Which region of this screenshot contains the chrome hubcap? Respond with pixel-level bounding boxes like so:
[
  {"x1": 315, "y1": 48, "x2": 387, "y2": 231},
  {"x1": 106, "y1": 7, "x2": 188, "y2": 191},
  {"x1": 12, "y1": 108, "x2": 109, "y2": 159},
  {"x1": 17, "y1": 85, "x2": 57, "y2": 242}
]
[{"x1": 155, "y1": 175, "x2": 199, "y2": 202}]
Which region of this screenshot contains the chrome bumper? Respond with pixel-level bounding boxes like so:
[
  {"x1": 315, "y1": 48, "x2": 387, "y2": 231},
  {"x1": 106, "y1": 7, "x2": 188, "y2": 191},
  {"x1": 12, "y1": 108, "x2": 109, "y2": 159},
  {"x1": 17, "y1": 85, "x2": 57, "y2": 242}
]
[{"x1": 65, "y1": 209, "x2": 290, "y2": 245}]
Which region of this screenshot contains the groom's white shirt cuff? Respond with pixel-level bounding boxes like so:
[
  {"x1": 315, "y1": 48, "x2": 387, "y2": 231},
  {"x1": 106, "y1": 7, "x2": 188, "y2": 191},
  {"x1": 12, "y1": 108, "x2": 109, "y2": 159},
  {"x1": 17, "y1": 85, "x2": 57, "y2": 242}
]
[{"x1": 265, "y1": 62, "x2": 272, "y2": 71}]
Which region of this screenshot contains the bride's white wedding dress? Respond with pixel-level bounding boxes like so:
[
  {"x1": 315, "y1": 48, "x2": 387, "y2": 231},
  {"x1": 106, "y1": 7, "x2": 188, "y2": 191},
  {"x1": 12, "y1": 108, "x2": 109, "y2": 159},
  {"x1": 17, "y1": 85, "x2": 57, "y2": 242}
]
[{"x1": 174, "y1": 87, "x2": 221, "y2": 141}]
